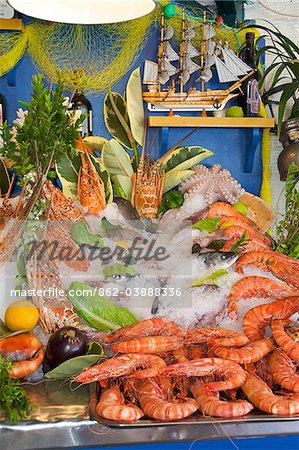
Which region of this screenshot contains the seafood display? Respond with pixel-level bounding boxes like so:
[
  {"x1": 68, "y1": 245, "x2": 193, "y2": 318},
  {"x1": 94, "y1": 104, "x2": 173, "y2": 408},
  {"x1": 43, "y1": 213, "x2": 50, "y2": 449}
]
[{"x1": 0, "y1": 71, "x2": 298, "y2": 429}]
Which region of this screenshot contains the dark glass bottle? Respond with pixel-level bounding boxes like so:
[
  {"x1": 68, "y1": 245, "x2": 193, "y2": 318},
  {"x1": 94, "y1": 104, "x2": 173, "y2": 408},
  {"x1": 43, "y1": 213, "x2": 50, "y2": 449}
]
[
  {"x1": 0, "y1": 94, "x2": 4, "y2": 125},
  {"x1": 70, "y1": 90, "x2": 93, "y2": 137},
  {"x1": 238, "y1": 32, "x2": 260, "y2": 117}
]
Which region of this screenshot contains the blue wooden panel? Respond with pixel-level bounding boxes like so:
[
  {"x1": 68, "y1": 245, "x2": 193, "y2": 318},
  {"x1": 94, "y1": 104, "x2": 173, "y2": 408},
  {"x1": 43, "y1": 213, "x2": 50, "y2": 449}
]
[{"x1": 75, "y1": 435, "x2": 299, "y2": 450}]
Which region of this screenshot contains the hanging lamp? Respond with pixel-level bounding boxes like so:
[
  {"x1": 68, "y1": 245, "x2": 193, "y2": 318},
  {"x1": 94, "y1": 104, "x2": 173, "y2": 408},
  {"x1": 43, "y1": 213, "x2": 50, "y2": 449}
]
[{"x1": 8, "y1": 0, "x2": 156, "y2": 24}]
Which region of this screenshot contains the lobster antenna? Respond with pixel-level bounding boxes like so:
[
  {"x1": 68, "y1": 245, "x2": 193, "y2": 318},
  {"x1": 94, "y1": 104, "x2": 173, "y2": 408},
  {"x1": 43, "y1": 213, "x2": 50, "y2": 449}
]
[
  {"x1": 141, "y1": 120, "x2": 148, "y2": 161},
  {"x1": 157, "y1": 128, "x2": 197, "y2": 162},
  {"x1": 147, "y1": 131, "x2": 157, "y2": 160}
]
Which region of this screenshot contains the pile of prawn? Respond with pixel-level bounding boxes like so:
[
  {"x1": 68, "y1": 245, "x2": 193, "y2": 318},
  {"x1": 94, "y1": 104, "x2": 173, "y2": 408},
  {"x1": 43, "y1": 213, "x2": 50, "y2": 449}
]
[
  {"x1": 73, "y1": 202, "x2": 299, "y2": 423},
  {"x1": 74, "y1": 312, "x2": 299, "y2": 422}
]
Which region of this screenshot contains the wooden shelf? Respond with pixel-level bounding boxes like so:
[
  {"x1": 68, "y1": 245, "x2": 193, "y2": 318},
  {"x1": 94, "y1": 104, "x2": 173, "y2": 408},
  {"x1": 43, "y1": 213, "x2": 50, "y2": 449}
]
[
  {"x1": 148, "y1": 116, "x2": 275, "y2": 128},
  {"x1": 0, "y1": 19, "x2": 24, "y2": 31}
]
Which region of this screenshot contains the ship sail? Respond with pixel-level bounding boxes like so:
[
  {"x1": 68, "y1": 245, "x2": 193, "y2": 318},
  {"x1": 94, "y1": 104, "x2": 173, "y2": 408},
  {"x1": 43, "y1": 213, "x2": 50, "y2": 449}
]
[
  {"x1": 165, "y1": 41, "x2": 180, "y2": 61},
  {"x1": 159, "y1": 56, "x2": 178, "y2": 84},
  {"x1": 165, "y1": 25, "x2": 174, "y2": 40},
  {"x1": 222, "y1": 48, "x2": 253, "y2": 75},
  {"x1": 214, "y1": 55, "x2": 239, "y2": 83},
  {"x1": 143, "y1": 60, "x2": 158, "y2": 85}
]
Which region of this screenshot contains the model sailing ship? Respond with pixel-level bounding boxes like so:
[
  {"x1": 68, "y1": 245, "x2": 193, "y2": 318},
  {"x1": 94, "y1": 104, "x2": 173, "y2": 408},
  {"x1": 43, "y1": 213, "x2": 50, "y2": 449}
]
[{"x1": 143, "y1": 12, "x2": 255, "y2": 111}]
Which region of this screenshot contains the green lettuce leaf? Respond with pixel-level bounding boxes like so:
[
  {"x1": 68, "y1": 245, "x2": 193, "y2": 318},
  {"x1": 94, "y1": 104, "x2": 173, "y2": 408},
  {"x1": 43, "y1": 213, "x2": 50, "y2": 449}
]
[
  {"x1": 71, "y1": 221, "x2": 103, "y2": 247},
  {"x1": 68, "y1": 282, "x2": 138, "y2": 331}
]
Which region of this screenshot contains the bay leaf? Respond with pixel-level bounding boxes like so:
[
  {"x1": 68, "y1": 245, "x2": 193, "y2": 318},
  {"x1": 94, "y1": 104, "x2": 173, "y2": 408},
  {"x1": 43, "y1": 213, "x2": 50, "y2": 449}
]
[{"x1": 45, "y1": 354, "x2": 102, "y2": 379}]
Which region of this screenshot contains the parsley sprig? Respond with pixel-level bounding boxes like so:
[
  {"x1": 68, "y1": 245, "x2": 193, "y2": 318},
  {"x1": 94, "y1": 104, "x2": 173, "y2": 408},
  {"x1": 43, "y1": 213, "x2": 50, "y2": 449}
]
[{"x1": 0, "y1": 356, "x2": 32, "y2": 423}]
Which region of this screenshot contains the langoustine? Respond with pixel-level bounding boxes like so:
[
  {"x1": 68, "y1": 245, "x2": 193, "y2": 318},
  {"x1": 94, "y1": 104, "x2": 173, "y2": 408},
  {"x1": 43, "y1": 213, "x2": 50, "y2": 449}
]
[{"x1": 0, "y1": 333, "x2": 44, "y2": 378}]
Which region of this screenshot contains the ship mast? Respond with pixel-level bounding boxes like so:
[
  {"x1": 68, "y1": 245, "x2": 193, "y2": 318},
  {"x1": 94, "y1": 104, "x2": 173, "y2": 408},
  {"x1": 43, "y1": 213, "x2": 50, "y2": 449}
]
[
  {"x1": 157, "y1": 12, "x2": 165, "y2": 92},
  {"x1": 179, "y1": 10, "x2": 186, "y2": 93},
  {"x1": 200, "y1": 11, "x2": 207, "y2": 92}
]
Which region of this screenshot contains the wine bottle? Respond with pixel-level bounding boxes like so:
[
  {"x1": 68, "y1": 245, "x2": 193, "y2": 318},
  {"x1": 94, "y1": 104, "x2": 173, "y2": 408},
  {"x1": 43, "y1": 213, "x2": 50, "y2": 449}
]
[
  {"x1": 70, "y1": 90, "x2": 93, "y2": 137},
  {"x1": 0, "y1": 94, "x2": 4, "y2": 125},
  {"x1": 238, "y1": 32, "x2": 260, "y2": 117}
]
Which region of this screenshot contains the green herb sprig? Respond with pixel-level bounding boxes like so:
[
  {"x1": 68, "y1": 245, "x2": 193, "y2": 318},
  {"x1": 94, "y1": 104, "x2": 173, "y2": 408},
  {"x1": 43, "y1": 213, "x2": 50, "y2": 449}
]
[
  {"x1": 0, "y1": 74, "x2": 84, "y2": 181},
  {"x1": 230, "y1": 231, "x2": 250, "y2": 252},
  {"x1": 276, "y1": 163, "x2": 299, "y2": 259},
  {"x1": 0, "y1": 356, "x2": 32, "y2": 423}
]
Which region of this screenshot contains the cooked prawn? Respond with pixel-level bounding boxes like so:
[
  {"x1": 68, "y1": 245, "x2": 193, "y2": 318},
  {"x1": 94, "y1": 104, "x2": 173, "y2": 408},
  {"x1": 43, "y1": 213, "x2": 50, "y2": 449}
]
[
  {"x1": 191, "y1": 379, "x2": 253, "y2": 418},
  {"x1": 0, "y1": 333, "x2": 44, "y2": 378},
  {"x1": 74, "y1": 354, "x2": 167, "y2": 383},
  {"x1": 268, "y1": 349, "x2": 299, "y2": 393},
  {"x1": 163, "y1": 357, "x2": 246, "y2": 391},
  {"x1": 213, "y1": 338, "x2": 275, "y2": 364},
  {"x1": 207, "y1": 202, "x2": 257, "y2": 228},
  {"x1": 272, "y1": 319, "x2": 299, "y2": 361},
  {"x1": 222, "y1": 238, "x2": 269, "y2": 254},
  {"x1": 105, "y1": 318, "x2": 180, "y2": 344},
  {"x1": 241, "y1": 370, "x2": 299, "y2": 415},
  {"x1": 236, "y1": 251, "x2": 299, "y2": 288},
  {"x1": 96, "y1": 385, "x2": 144, "y2": 422},
  {"x1": 186, "y1": 327, "x2": 249, "y2": 347},
  {"x1": 111, "y1": 335, "x2": 183, "y2": 354},
  {"x1": 227, "y1": 276, "x2": 298, "y2": 319},
  {"x1": 223, "y1": 226, "x2": 272, "y2": 247},
  {"x1": 243, "y1": 297, "x2": 299, "y2": 341},
  {"x1": 137, "y1": 377, "x2": 198, "y2": 421}
]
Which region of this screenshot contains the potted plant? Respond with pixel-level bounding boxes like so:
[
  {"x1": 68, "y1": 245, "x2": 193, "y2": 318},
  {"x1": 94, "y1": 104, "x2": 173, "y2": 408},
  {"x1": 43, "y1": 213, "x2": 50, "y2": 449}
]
[{"x1": 252, "y1": 23, "x2": 299, "y2": 180}]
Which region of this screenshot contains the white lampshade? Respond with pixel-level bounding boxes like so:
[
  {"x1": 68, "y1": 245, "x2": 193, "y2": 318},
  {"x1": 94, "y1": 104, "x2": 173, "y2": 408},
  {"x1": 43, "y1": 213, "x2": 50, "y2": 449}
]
[{"x1": 8, "y1": 0, "x2": 156, "y2": 24}]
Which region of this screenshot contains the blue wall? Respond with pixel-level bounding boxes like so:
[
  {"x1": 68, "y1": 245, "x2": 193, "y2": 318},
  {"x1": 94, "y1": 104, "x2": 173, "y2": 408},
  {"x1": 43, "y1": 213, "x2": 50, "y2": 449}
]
[{"x1": 0, "y1": 18, "x2": 262, "y2": 195}]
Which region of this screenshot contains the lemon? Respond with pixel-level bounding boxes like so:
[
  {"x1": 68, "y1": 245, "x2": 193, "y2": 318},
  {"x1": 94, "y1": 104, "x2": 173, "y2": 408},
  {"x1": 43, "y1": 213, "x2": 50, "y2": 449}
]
[
  {"x1": 5, "y1": 300, "x2": 39, "y2": 331},
  {"x1": 233, "y1": 201, "x2": 248, "y2": 216},
  {"x1": 226, "y1": 106, "x2": 244, "y2": 118}
]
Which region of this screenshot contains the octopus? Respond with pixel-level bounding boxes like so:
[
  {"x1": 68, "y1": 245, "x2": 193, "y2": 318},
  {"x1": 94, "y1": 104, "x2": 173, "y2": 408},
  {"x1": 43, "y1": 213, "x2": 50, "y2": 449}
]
[{"x1": 179, "y1": 164, "x2": 244, "y2": 206}]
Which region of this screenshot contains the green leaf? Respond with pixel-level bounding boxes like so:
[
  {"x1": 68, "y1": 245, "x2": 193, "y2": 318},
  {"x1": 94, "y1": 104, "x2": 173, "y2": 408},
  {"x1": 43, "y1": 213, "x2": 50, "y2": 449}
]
[
  {"x1": 192, "y1": 269, "x2": 229, "y2": 287},
  {"x1": 160, "y1": 146, "x2": 214, "y2": 172},
  {"x1": 102, "y1": 139, "x2": 133, "y2": 177},
  {"x1": 83, "y1": 136, "x2": 108, "y2": 154},
  {"x1": 277, "y1": 81, "x2": 299, "y2": 135},
  {"x1": 112, "y1": 174, "x2": 132, "y2": 200},
  {"x1": 56, "y1": 153, "x2": 79, "y2": 200},
  {"x1": 45, "y1": 354, "x2": 102, "y2": 379},
  {"x1": 104, "y1": 91, "x2": 134, "y2": 150},
  {"x1": 68, "y1": 282, "x2": 138, "y2": 331},
  {"x1": 0, "y1": 158, "x2": 10, "y2": 196},
  {"x1": 89, "y1": 154, "x2": 113, "y2": 203},
  {"x1": 126, "y1": 68, "x2": 145, "y2": 146},
  {"x1": 192, "y1": 218, "x2": 220, "y2": 232},
  {"x1": 71, "y1": 221, "x2": 103, "y2": 247},
  {"x1": 163, "y1": 169, "x2": 195, "y2": 193},
  {"x1": 0, "y1": 320, "x2": 30, "y2": 341}
]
